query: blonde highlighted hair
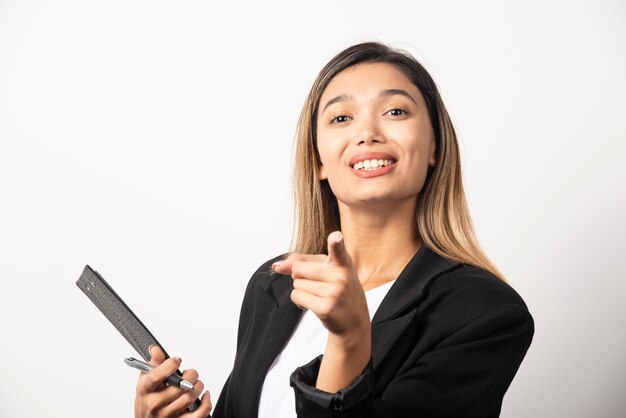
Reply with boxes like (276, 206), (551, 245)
(292, 42), (505, 282)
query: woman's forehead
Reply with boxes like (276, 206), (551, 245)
(320, 62), (422, 105)
(318, 62), (424, 115)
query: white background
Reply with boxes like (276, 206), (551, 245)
(1, 1), (625, 417)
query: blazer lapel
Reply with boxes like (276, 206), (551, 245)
(371, 245), (459, 369)
(233, 271), (303, 417)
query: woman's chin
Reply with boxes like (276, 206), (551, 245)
(339, 194), (416, 210)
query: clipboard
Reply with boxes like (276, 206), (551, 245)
(76, 264), (201, 412)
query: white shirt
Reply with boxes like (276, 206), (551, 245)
(258, 280), (395, 418)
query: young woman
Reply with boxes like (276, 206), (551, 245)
(134, 42), (534, 418)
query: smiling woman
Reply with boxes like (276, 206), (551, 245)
(292, 45), (507, 282)
(133, 42), (534, 418)
(316, 63), (437, 213)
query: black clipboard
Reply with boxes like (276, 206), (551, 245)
(76, 265), (202, 412)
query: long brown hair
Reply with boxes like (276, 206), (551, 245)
(292, 42), (505, 282)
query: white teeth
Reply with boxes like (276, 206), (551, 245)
(352, 159), (394, 170)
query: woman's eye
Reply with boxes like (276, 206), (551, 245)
(386, 108), (407, 116)
(330, 115), (350, 124)
(330, 109), (406, 124)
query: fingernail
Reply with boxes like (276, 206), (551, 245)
(175, 356), (182, 364)
(335, 232), (343, 244)
(272, 261), (284, 269)
(148, 345), (155, 357)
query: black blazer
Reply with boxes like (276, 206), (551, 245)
(212, 245), (534, 418)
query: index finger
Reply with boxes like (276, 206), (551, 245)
(140, 356), (183, 393)
(272, 253), (326, 274)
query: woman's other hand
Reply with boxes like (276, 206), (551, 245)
(272, 231), (371, 392)
(272, 231), (369, 336)
(134, 346), (212, 418)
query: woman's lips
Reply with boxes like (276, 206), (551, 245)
(349, 152), (397, 178)
(351, 161), (397, 178)
(349, 152), (396, 167)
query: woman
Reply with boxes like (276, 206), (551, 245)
(134, 42), (534, 418)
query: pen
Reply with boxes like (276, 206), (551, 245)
(124, 357), (194, 391)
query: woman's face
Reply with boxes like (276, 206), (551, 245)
(316, 62), (436, 209)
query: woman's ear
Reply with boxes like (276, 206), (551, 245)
(428, 137), (437, 167)
(318, 165), (328, 180)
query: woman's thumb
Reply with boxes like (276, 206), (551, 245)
(326, 231), (351, 267)
(148, 345), (166, 367)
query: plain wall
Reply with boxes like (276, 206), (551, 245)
(1, 0), (625, 416)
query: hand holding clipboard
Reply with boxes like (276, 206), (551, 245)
(76, 265), (212, 417)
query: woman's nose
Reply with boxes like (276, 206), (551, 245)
(352, 113), (386, 145)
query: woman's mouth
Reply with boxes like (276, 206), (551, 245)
(351, 158), (395, 171)
(349, 154), (398, 178)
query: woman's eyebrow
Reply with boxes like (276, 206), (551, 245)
(380, 89), (417, 105)
(321, 89), (417, 115)
(322, 93), (351, 115)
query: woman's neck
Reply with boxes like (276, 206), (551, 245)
(338, 199), (422, 290)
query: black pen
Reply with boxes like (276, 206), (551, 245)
(124, 357), (194, 390)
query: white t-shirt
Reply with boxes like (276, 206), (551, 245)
(258, 280), (395, 418)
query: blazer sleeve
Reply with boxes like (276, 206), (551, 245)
(290, 303), (534, 418)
